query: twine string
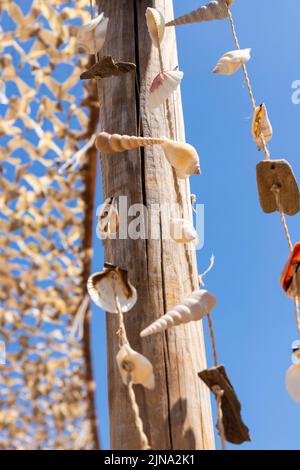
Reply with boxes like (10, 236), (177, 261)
(212, 385), (226, 451)
(113, 283), (151, 450)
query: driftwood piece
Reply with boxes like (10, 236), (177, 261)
(80, 56), (136, 80)
(256, 159), (300, 216)
(198, 365), (251, 445)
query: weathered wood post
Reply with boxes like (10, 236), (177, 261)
(96, 0), (215, 450)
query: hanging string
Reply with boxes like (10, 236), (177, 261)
(212, 385), (226, 450)
(226, 7), (270, 161)
(198, 255), (215, 287)
(114, 290), (151, 450)
(70, 294), (90, 339)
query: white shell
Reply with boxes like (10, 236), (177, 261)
(286, 363), (300, 404)
(116, 344), (155, 390)
(76, 12), (109, 55)
(97, 197), (119, 239)
(212, 48), (251, 76)
(252, 103), (273, 150)
(161, 140), (201, 178)
(140, 290), (216, 337)
(149, 70), (184, 109)
(170, 218), (198, 244)
(146, 7), (165, 47)
(166, 0), (234, 26)
(87, 266), (137, 313)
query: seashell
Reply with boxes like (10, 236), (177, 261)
(146, 7), (165, 47)
(149, 70), (184, 109)
(140, 289), (216, 337)
(161, 139), (201, 179)
(96, 132), (200, 178)
(76, 12), (109, 55)
(80, 56), (136, 80)
(170, 218), (198, 244)
(286, 363), (300, 404)
(252, 103), (273, 150)
(280, 243), (300, 298)
(87, 263), (137, 313)
(212, 49), (251, 76)
(166, 0), (234, 27)
(116, 344), (155, 390)
(96, 132), (166, 155)
(97, 197), (119, 239)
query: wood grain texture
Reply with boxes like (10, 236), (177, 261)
(96, 0), (215, 450)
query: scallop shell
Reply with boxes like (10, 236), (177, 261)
(280, 243), (300, 298)
(166, 0), (234, 26)
(161, 140), (201, 179)
(87, 263), (137, 313)
(146, 7), (165, 47)
(212, 48), (251, 76)
(76, 12), (109, 55)
(97, 197), (119, 239)
(140, 290), (216, 337)
(170, 218), (198, 244)
(286, 363), (300, 403)
(149, 70), (184, 109)
(116, 344), (155, 390)
(252, 103), (273, 150)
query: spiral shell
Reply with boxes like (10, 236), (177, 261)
(286, 363), (300, 403)
(166, 0), (234, 27)
(76, 12), (109, 55)
(149, 70), (184, 109)
(117, 344), (155, 390)
(140, 290), (216, 337)
(252, 103), (273, 150)
(212, 49), (251, 76)
(170, 218), (198, 244)
(280, 243), (300, 298)
(96, 132), (200, 178)
(146, 7), (165, 47)
(96, 197), (119, 239)
(87, 263), (137, 313)
(96, 132), (166, 155)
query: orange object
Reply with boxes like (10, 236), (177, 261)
(280, 243), (300, 296)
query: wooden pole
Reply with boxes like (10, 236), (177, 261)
(96, 0), (215, 450)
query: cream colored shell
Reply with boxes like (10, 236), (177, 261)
(149, 70), (184, 110)
(76, 12), (109, 55)
(140, 290), (217, 337)
(286, 363), (300, 403)
(87, 266), (137, 313)
(96, 132), (201, 179)
(146, 7), (165, 47)
(170, 218), (198, 244)
(212, 48), (251, 76)
(166, 0), (234, 27)
(252, 103), (273, 150)
(117, 344), (155, 390)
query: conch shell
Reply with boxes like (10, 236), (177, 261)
(212, 49), (251, 76)
(76, 12), (109, 55)
(166, 0), (234, 27)
(149, 70), (184, 109)
(146, 7), (165, 47)
(96, 132), (201, 179)
(280, 243), (300, 298)
(96, 197), (119, 239)
(170, 218), (198, 244)
(140, 290), (216, 337)
(286, 363), (300, 404)
(252, 103), (273, 150)
(117, 344), (155, 390)
(87, 263), (137, 313)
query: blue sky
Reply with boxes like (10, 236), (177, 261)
(91, 0), (300, 450)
